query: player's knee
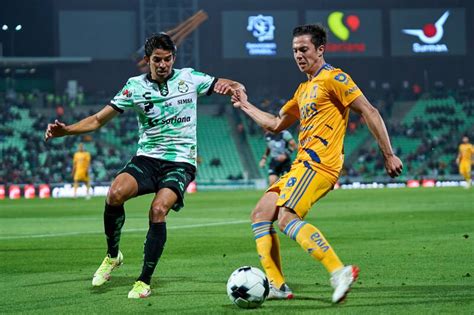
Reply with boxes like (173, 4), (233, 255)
(251, 205), (271, 223)
(150, 203), (170, 222)
(107, 186), (127, 205)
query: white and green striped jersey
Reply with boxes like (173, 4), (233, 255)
(110, 68), (216, 166)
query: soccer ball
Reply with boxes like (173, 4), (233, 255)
(226, 266), (269, 309)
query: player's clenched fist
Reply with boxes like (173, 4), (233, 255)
(213, 81), (233, 95)
(384, 154), (403, 178)
(231, 89), (248, 109)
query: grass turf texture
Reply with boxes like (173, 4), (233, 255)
(0, 187), (472, 314)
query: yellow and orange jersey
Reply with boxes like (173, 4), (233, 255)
(281, 64), (362, 184)
(458, 143), (473, 164)
(73, 151), (91, 173)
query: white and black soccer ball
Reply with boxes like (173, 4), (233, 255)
(226, 266), (270, 309)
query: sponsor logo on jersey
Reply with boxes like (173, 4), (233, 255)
(300, 102), (318, 120)
(161, 115), (191, 125)
(147, 115), (192, 127)
(177, 98), (193, 105)
(122, 89), (133, 98)
(345, 85), (359, 96)
(334, 73), (349, 84)
(178, 80), (189, 93)
(402, 10), (449, 53)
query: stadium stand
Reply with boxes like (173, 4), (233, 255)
(349, 95), (474, 179)
(1, 86), (473, 185)
(196, 114), (245, 181)
(0, 91), (246, 184)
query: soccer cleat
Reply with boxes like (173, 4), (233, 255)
(128, 281), (152, 299)
(330, 265), (360, 303)
(92, 251), (123, 286)
(267, 283), (294, 300)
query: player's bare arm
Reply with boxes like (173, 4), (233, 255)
(232, 89), (298, 132)
(214, 78), (245, 96)
(44, 105), (119, 141)
(349, 94), (403, 178)
(259, 148), (270, 168)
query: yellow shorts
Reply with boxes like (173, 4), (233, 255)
(267, 163), (333, 219)
(74, 171), (89, 183)
(459, 162), (471, 178)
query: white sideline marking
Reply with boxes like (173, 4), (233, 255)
(0, 220), (249, 240)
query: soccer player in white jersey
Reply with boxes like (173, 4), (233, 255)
(44, 33), (245, 299)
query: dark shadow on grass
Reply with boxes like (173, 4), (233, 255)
(89, 275), (139, 293)
(289, 295), (331, 303)
(354, 284), (474, 296)
(0, 247), (103, 252)
(22, 277), (91, 287)
(318, 296), (474, 310)
(88, 275), (198, 293)
(218, 284), (474, 312)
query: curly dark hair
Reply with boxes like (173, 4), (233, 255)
(144, 33), (176, 57)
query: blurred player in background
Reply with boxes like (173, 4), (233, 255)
(72, 143), (91, 199)
(45, 33), (244, 299)
(259, 130), (297, 185)
(232, 24), (403, 303)
(456, 136), (473, 188)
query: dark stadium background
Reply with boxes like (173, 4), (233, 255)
(0, 0), (473, 195)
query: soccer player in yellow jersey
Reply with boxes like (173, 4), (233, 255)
(232, 24), (403, 303)
(72, 143), (91, 199)
(456, 136), (473, 188)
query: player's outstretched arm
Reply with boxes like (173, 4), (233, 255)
(232, 90), (298, 133)
(350, 94), (403, 178)
(44, 105), (119, 141)
(213, 78), (246, 96)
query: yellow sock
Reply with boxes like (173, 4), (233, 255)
(284, 218), (343, 273)
(270, 231), (283, 274)
(252, 221), (285, 288)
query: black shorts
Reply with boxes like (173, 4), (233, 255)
(268, 158), (291, 177)
(117, 155), (196, 211)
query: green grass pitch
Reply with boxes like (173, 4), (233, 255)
(1, 187), (473, 314)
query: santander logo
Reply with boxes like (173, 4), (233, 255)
(402, 10), (449, 53)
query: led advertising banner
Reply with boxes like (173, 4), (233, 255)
(390, 9), (466, 56)
(305, 10), (383, 57)
(222, 11), (298, 58)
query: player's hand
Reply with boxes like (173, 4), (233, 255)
(44, 119), (68, 142)
(276, 154), (287, 162)
(384, 154), (403, 178)
(213, 81), (233, 95)
(259, 159), (266, 168)
(231, 89), (248, 109)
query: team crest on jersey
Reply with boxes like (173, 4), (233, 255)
(178, 80), (189, 93)
(286, 177), (297, 187)
(122, 89), (133, 98)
